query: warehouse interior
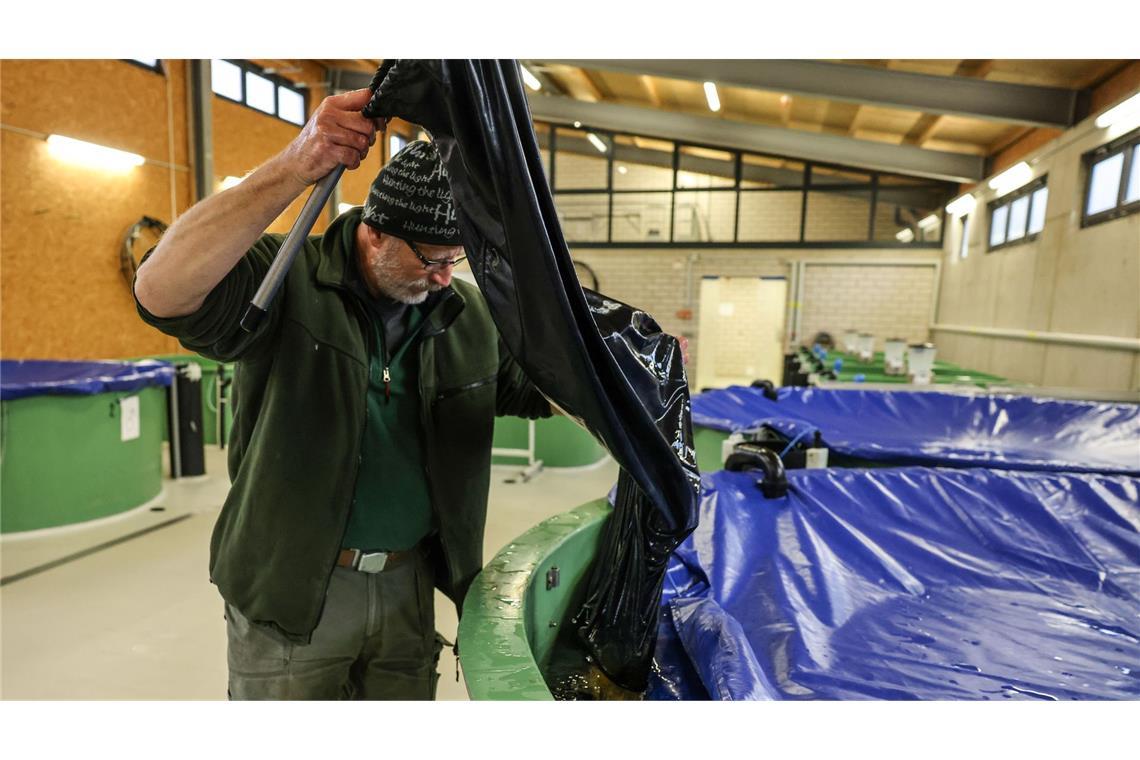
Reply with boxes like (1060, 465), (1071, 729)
(1, 27), (1139, 753)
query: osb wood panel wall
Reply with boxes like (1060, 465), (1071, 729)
(1, 59), (191, 360)
(2, 59), (399, 361)
(214, 59), (330, 235)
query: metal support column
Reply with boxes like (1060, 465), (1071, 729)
(188, 59), (214, 201)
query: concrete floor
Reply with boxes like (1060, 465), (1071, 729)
(0, 446), (617, 700)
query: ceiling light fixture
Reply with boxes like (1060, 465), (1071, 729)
(896, 229), (915, 243)
(1095, 92), (1140, 130)
(46, 134), (144, 171)
(520, 65), (542, 92)
(917, 214), (941, 231)
(617, 165), (628, 175)
(988, 162), (1033, 196)
(586, 132), (608, 154)
(945, 193), (977, 218)
(573, 121), (582, 129)
(703, 81), (721, 113)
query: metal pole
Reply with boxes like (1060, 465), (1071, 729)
(169, 369), (182, 479)
(188, 60), (214, 202)
(240, 166), (345, 332)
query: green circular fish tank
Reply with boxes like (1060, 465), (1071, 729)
(1, 384), (168, 534)
(459, 498), (635, 700)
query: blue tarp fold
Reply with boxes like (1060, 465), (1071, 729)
(648, 467), (1140, 700)
(0, 360), (174, 400)
(691, 386), (1140, 475)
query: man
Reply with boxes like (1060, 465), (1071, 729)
(133, 87), (551, 700)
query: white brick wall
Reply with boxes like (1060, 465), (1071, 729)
(800, 264), (936, 351)
(569, 248), (938, 386)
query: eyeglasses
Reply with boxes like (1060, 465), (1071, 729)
(402, 237), (466, 270)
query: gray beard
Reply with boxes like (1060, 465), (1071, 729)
(367, 254), (441, 305)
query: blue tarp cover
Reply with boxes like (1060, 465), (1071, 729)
(0, 360), (174, 400)
(648, 467), (1140, 700)
(691, 386), (1140, 475)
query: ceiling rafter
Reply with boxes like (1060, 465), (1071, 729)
(526, 93), (984, 183)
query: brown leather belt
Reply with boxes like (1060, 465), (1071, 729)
(336, 548), (416, 573)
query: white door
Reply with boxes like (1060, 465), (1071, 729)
(696, 276), (788, 390)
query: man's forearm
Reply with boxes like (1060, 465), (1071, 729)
(134, 87), (381, 319)
(133, 155), (307, 318)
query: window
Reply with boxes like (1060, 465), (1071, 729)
(125, 59), (163, 74)
(244, 71), (276, 114)
(210, 59), (308, 127)
(987, 176), (1048, 252)
(388, 133), (408, 160)
(277, 86), (306, 126)
(1126, 145), (1140, 203)
(1028, 186), (1048, 234)
(990, 205), (1009, 248)
(1006, 194), (1029, 241)
(1121, 144), (1140, 203)
(211, 60), (243, 101)
(1082, 128), (1140, 227)
(533, 120), (954, 247)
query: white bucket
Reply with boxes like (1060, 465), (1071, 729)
(884, 338), (907, 376)
(908, 343), (937, 385)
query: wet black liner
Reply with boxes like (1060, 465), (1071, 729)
(364, 60), (700, 691)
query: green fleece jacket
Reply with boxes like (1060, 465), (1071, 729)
(136, 209), (551, 643)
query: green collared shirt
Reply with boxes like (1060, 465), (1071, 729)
(341, 247), (434, 551)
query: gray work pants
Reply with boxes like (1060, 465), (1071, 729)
(225, 548), (443, 700)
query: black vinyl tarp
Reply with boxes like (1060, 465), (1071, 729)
(364, 60), (701, 690)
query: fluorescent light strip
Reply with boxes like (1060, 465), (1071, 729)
(46, 134), (144, 171)
(945, 193), (976, 217)
(586, 132), (607, 153)
(520, 65), (541, 92)
(917, 214), (941, 230)
(703, 81), (721, 113)
(1095, 93), (1140, 129)
(895, 229), (915, 243)
(988, 162), (1033, 195)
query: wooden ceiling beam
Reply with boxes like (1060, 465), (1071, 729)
(527, 94), (984, 182)
(640, 75), (661, 107)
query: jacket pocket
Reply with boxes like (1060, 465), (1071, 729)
(434, 373), (496, 403)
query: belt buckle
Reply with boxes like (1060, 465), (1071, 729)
(357, 551), (389, 573)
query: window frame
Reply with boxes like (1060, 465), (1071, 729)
(986, 175), (1049, 253)
(1080, 127), (1140, 228)
(538, 119), (953, 249)
(210, 59), (309, 128)
(123, 59), (165, 75)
